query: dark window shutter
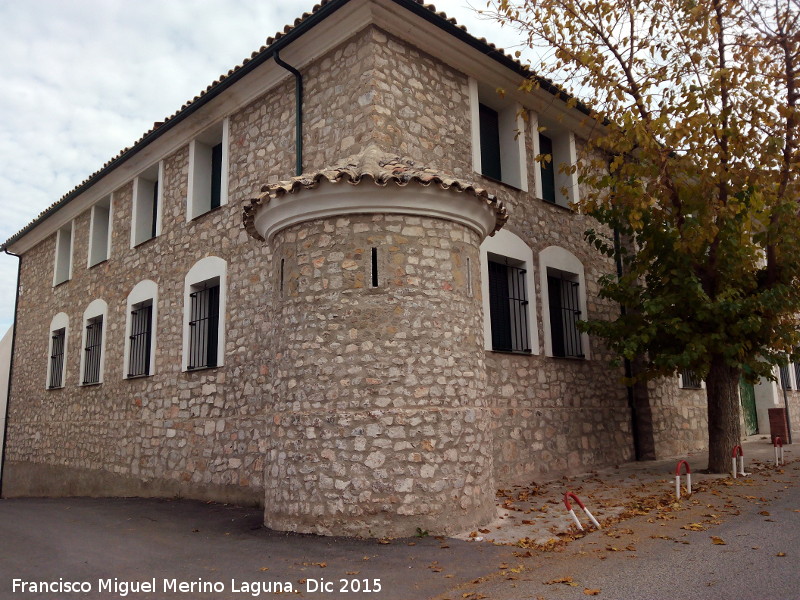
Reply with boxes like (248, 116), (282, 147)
(210, 143), (223, 210)
(151, 178), (159, 239)
(479, 104), (502, 181)
(489, 261), (512, 351)
(539, 134), (556, 203)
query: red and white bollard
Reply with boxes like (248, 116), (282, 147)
(774, 437), (785, 467)
(563, 491), (601, 531)
(675, 460), (692, 499)
(731, 445), (748, 478)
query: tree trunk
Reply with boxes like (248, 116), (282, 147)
(705, 356), (743, 473)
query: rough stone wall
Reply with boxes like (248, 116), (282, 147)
(264, 213), (495, 537)
(3, 27), (382, 504)
(785, 390), (800, 441)
(646, 379), (708, 457)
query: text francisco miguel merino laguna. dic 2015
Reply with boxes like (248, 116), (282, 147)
(11, 577), (385, 596)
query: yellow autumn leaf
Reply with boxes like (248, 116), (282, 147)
(710, 536), (726, 545)
(584, 589), (601, 596)
(681, 523), (707, 531)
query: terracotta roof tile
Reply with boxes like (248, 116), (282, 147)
(242, 144), (508, 241)
(3, 0), (576, 249)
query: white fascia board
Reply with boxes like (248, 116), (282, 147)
(7, 0), (373, 256)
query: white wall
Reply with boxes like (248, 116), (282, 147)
(0, 326), (13, 484)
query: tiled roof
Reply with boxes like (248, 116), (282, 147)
(2, 0), (580, 250)
(242, 144), (508, 240)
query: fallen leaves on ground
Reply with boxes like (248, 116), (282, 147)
(681, 523), (707, 531)
(544, 576), (579, 586)
(584, 588), (601, 596)
(710, 536), (726, 545)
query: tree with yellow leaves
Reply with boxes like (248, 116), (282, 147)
(487, 0), (800, 472)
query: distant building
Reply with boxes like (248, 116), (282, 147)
(4, 0), (782, 537)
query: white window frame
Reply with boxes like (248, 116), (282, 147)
(79, 299), (108, 385)
(187, 118), (229, 220)
(468, 77), (528, 191)
(53, 221), (74, 286)
(539, 246), (590, 359)
(182, 256), (227, 372)
(46, 312), (69, 389)
(124, 279), (158, 378)
(532, 114), (579, 208)
(87, 195), (113, 267)
(131, 161), (164, 247)
(480, 229), (539, 354)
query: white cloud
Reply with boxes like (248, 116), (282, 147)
(0, 0), (532, 332)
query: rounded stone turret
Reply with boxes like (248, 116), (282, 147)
(244, 148), (506, 537)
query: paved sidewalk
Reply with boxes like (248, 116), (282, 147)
(455, 435), (793, 546)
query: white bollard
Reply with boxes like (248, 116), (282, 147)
(675, 460), (692, 499)
(564, 492), (601, 531)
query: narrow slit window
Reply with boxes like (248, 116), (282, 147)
(280, 258), (285, 296)
(371, 247), (379, 288)
(49, 328), (66, 389)
(467, 257), (473, 296)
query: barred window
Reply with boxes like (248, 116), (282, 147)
(188, 283), (219, 370)
(680, 368), (702, 389)
(82, 316), (103, 385)
(547, 272), (584, 358)
(49, 328), (66, 389)
(488, 259), (531, 353)
(128, 302), (152, 377)
(779, 362), (792, 390)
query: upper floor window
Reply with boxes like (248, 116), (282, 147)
(480, 229), (539, 354)
(469, 78), (528, 191)
(539, 246), (589, 359)
(131, 162), (163, 247)
(187, 118), (229, 220)
(124, 279), (158, 379)
(53, 221), (74, 286)
(182, 256), (226, 372)
(779, 358), (792, 390)
(47, 312), (69, 389)
(88, 195), (112, 267)
(534, 120), (579, 208)
(80, 299), (107, 385)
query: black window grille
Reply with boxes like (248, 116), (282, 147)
(780, 362), (792, 390)
(548, 273), (584, 358)
(479, 103), (502, 181)
(49, 328), (66, 388)
(680, 368), (702, 389)
(488, 260), (531, 353)
(128, 303), (152, 377)
(83, 317), (103, 384)
(210, 142), (223, 210)
(539, 134), (556, 203)
(188, 283), (219, 370)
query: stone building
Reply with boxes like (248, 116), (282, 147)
(1, 0), (726, 537)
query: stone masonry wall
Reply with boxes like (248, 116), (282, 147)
(264, 213), (495, 537)
(4, 26), (384, 505)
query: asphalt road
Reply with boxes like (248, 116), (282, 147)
(0, 497), (510, 600)
(441, 464), (800, 600)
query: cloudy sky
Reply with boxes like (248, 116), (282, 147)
(0, 0), (534, 333)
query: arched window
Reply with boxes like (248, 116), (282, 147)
(182, 256), (227, 371)
(539, 246), (589, 359)
(80, 299), (108, 385)
(480, 229), (539, 354)
(46, 312), (69, 389)
(124, 280), (158, 378)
